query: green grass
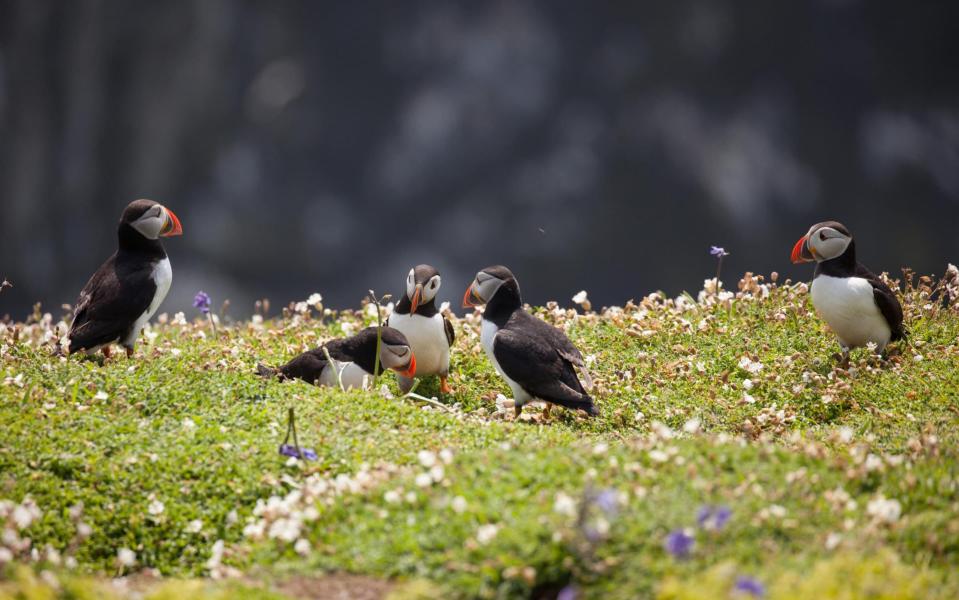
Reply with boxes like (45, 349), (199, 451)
(1, 272), (958, 598)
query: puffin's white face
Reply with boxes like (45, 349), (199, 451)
(131, 205), (182, 240)
(379, 342), (416, 376)
(406, 268), (441, 312)
(806, 225), (851, 262)
(463, 271), (505, 307)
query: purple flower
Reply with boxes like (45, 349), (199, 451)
(664, 528), (695, 559)
(696, 504), (732, 531)
(279, 444), (318, 461)
(594, 489), (619, 517)
(557, 585), (578, 600)
(710, 246), (730, 258)
(733, 576), (765, 597)
(193, 291), (212, 314)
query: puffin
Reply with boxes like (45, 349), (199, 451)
(791, 220), (905, 357)
(66, 199), (183, 357)
(386, 264), (455, 393)
(257, 326), (416, 390)
(462, 265), (599, 418)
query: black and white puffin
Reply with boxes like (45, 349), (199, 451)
(791, 220), (905, 356)
(386, 264), (455, 393)
(66, 199), (183, 357)
(257, 326), (416, 390)
(462, 265), (599, 418)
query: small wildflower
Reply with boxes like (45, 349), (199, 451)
(733, 576), (765, 597)
(557, 585), (578, 600)
(696, 505), (731, 531)
(93, 391), (108, 401)
(193, 291), (212, 315)
(306, 293), (323, 307)
(451, 496), (468, 514)
(554, 492), (577, 517)
(186, 519), (203, 533)
(594, 489), (619, 517)
(476, 524), (499, 545)
(278, 444), (318, 461)
(710, 246), (730, 257)
(117, 548), (136, 567)
(417, 450), (437, 468)
(147, 499), (165, 516)
(294, 538), (311, 556)
(664, 528), (695, 559)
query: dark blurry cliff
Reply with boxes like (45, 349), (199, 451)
(1, 1), (957, 318)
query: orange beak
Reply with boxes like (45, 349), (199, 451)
(462, 282), (482, 308)
(791, 235), (815, 263)
(395, 353), (416, 378)
(410, 284), (423, 314)
(160, 207), (183, 237)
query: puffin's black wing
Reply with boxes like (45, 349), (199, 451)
(856, 265), (906, 341)
(443, 316), (455, 347)
(68, 255), (156, 352)
(493, 324), (598, 415)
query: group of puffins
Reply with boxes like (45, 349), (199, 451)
(61, 200), (905, 419)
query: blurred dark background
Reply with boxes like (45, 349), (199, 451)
(1, 0), (958, 319)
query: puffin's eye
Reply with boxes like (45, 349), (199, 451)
(820, 231), (828, 241)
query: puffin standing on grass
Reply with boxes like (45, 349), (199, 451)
(791, 220), (905, 358)
(257, 326), (416, 390)
(462, 265), (599, 418)
(387, 264), (455, 394)
(66, 199), (183, 357)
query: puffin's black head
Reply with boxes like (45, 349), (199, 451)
(405, 264), (441, 313)
(367, 326), (416, 378)
(120, 199), (183, 241)
(791, 221), (853, 264)
(462, 265), (519, 308)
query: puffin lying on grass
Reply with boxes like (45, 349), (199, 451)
(463, 265), (599, 418)
(386, 264), (455, 394)
(791, 220), (905, 358)
(257, 326), (416, 390)
(65, 199), (183, 358)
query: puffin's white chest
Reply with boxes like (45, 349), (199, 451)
(481, 319), (531, 405)
(389, 312), (450, 375)
(811, 275), (891, 350)
(123, 257), (172, 347)
(319, 360), (371, 390)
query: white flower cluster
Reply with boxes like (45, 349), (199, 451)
(0, 497), (42, 565)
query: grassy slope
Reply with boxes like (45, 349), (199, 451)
(1, 273), (958, 598)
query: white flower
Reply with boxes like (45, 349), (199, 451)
(738, 356), (764, 374)
(825, 532), (842, 550)
(743, 392), (756, 404)
(572, 290), (588, 304)
(553, 492), (577, 517)
(205, 540), (224, 570)
(683, 418), (702, 434)
(170, 348), (182, 357)
(742, 378), (754, 390)
(186, 519), (203, 534)
(592, 442), (609, 455)
(439, 448), (454, 464)
(769, 504), (787, 518)
(306, 293), (323, 307)
(429, 465), (445, 483)
(451, 496), (468, 514)
(0, 548), (13, 563)
(494, 394), (514, 414)
(172, 311), (187, 325)
(417, 450), (437, 468)
(648, 449), (669, 463)
(294, 538), (311, 556)
(866, 495), (902, 524)
(383, 490), (401, 504)
(117, 548), (136, 567)
(838, 427), (854, 443)
(294, 302), (309, 314)
(182, 417), (196, 430)
(415, 472), (433, 488)
(476, 524), (499, 545)
(148, 500), (165, 516)
(93, 391), (108, 401)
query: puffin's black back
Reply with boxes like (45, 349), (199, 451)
(276, 326), (410, 383)
(67, 200), (169, 352)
